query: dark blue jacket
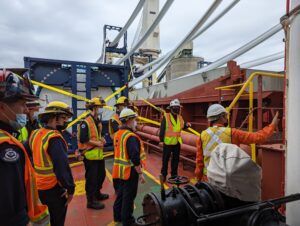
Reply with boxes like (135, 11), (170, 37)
(0, 121), (29, 226)
(44, 126), (75, 195)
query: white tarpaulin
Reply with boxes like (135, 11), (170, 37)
(207, 143), (262, 202)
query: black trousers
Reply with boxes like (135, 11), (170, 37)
(113, 178), (120, 193)
(83, 158), (106, 199)
(38, 184), (67, 226)
(113, 168), (139, 226)
(161, 143), (181, 177)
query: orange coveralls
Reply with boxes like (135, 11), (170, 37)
(195, 123), (275, 181)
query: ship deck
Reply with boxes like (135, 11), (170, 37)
(65, 152), (195, 226)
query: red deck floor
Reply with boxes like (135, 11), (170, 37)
(65, 152), (195, 226)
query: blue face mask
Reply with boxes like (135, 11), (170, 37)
(97, 108), (104, 115)
(9, 114), (27, 130)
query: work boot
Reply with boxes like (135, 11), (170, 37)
(87, 198), (105, 210)
(95, 192), (109, 201)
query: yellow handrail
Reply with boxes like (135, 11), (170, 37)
(226, 72), (284, 161)
(249, 81), (256, 162)
(215, 83), (244, 90)
(226, 72), (284, 112)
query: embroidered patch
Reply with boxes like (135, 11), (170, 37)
(81, 124), (86, 129)
(1, 148), (20, 162)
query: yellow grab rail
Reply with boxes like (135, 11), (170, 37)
(215, 83), (244, 90)
(227, 72), (284, 112)
(226, 72), (283, 161)
(249, 81), (256, 162)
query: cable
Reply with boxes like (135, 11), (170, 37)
(128, 0), (223, 88)
(116, 0), (175, 65)
(109, 0), (146, 47)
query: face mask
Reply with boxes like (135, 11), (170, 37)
(9, 114), (27, 130)
(97, 108), (104, 115)
(56, 121), (68, 131)
(171, 108), (180, 115)
(131, 120), (137, 131)
(32, 112), (39, 121)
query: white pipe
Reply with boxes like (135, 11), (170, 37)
(96, 31), (107, 63)
(136, 0), (240, 74)
(240, 51), (284, 68)
(190, 0), (240, 43)
(129, 0), (222, 87)
(131, 11), (144, 48)
(116, 0), (175, 65)
(173, 23), (283, 82)
(286, 1), (300, 225)
(109, 0), (146, 47)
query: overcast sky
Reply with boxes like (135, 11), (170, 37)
(0, 0), (286, 71)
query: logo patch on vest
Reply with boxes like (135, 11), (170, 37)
(1, 148), (20, 162)
(81, 124), (86, 129)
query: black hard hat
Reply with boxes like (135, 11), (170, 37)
(0, 69), (37, 101)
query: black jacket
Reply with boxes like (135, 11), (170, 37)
(0, 121), (30, 226)
(44, 126), (75, 195)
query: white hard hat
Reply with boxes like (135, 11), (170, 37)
(169, 99), (181, 107)
(119, 108), (138, 121)
(207, 143), (262, 202)
(207, 104), (227, 121)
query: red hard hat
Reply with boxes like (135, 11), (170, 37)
(0, 69), (37, 101)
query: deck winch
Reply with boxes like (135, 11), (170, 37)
(136, 177), (300, 226)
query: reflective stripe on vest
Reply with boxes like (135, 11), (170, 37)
(201, 127), (231, 175)
(18, 127), (29, 143)
(109, 114), (121, 135)
(77, 115), (103, 160)
(0, 130), (50, 225)
(112, 129), (146, 180)
(29, 128), (67, 190)
(164, 113), (184, 145)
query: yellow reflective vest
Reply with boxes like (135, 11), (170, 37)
(0, 129), (50, 225)
(109, 113), (121, 136)
(201, 126), (231, 175)
(112, 129), (146, 180)
(77, 115), (103, 160)
(18, 127), (29, 143)
(163, 113), (184, 145)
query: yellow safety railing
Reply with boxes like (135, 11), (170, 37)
(216, 72), (284, 162)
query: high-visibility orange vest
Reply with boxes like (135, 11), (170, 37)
(164, 113), (184, 145)
(201, 126), (231, 175)
(0, 129), (50, 225)
(29, 127), (68, 190)
(77, 115), (103, 160)
(109, 113), (121, 136)
(112, 129), (146, 180)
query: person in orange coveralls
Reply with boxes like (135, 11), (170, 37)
(195, 104), (279, 182)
